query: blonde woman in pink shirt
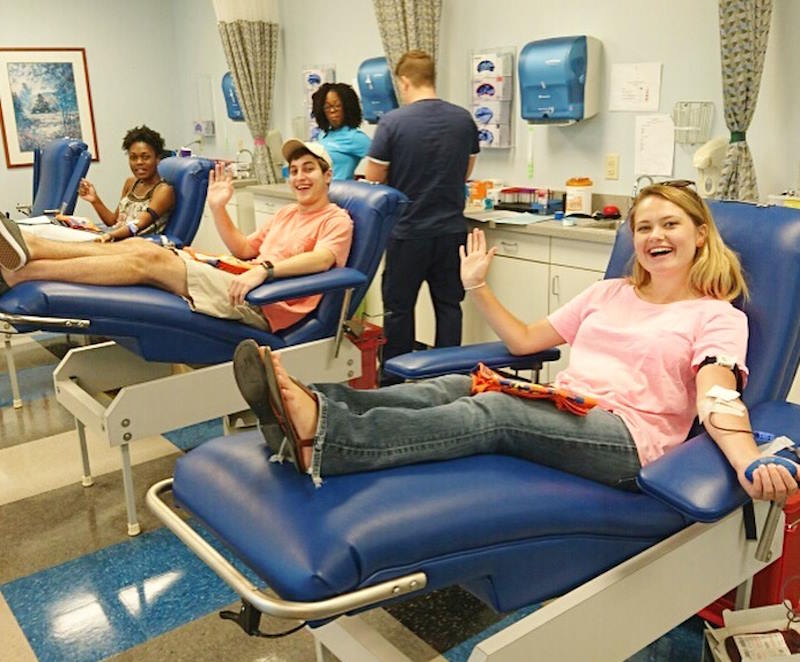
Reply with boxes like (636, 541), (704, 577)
(232, 183), (798, 499)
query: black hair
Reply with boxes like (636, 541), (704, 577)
(287, 146), (330, 173)
(122, 125), (165, 157)
(311, 83), (363, 133)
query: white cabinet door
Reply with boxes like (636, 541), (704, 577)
(361, 256), (439, 349)
(547, 264), (604, 380)
(462, 255), (549, 345)
(252, 195), (286, 233)
(193, 202), (238, 253)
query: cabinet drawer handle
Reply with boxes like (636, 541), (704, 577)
(551, 274), (560, 296)
(499, 240), (519, 254)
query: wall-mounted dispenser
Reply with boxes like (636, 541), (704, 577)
(357, 57), (398, 124)
(222, 72), (245, 122)
(519, 36), (601, 125)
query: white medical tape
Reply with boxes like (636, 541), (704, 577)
(759, 436), (796, 457)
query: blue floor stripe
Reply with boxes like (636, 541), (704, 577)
(1, 524), (260, 662)
(442, 603), (539, 661)
(442, 602), (704, 661)
(162, 418), (224, 451)
(0, 363), (57, 407)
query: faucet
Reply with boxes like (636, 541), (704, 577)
(631, 175), (654, 199)
(233, 149), (254, 178)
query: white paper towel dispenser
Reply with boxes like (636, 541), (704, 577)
(519, 36), (601, 125)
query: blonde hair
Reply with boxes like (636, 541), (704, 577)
(395, 50), (435, 87)
(628, 184), (749, 302)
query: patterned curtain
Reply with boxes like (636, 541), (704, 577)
(213, 0), (280, 184)
(716, 0), (773, 201)
(372, 0), (442, 81)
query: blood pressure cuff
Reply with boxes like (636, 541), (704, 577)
(698, 355), (744, 392)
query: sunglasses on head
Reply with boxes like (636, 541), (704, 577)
(657, 179), (697, 190)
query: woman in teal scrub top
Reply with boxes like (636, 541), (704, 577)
(311, 83), (371, 180)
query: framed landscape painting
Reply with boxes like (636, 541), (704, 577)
(0, 47), (99, 167)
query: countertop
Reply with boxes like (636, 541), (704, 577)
(466, 210), (621, 245)
(244, 186), (621, 245)
(246, 182), (293, 200)
(232, 177), (258, 189)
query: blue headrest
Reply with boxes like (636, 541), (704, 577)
(61, 151), (92, 215)
(30, 138), (89, 216)
(279, 181), (407, 346)
(157, 156), (214, 245)
(605, 201), (800, 406)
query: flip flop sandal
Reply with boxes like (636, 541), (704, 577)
(260, 346), (316, 473)
(232, 339), (286, 456)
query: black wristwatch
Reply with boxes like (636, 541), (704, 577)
(261, 260), (275, 281)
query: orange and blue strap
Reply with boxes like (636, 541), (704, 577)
(470, 362), (598, 416)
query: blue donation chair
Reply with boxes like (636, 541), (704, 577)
(155, 156), (214, 247)
(0, 181), (408, 535)
(147, 201), (800, 661)
(1, 154), (213, 410)
(3, 138), (91, 409)
(16, 137), (91, 217)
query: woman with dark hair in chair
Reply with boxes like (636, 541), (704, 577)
(78, 125), (175, 242)
(234, 182), (799, 500)
(311, 83), (370, 180)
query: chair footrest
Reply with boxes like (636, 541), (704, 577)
(384, 341), (560, 380)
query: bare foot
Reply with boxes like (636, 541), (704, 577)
(1, 265), (20, 287)
(270, 352), (317, 468)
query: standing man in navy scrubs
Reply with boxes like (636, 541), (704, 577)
(365, 50), (480, 385)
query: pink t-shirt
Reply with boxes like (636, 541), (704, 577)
(547, 279), (748, 465)
(247, 202), (353, 331)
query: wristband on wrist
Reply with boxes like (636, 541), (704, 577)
(261, 260), (275, 281)
(464, 282), (486, 292)
(126, 220), (139, 236)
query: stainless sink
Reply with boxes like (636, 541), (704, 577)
(573, 219), (623, 231)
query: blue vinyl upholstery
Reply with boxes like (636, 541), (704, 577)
(0, 181), (407, 364)
(156, 156), (214, 246)
(170, 201), (800, 613)
(29, 138), (91, 216)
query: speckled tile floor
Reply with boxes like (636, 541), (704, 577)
(0, 333), (707, 661)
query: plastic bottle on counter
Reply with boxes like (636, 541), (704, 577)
(555, 210), (574, 226)
(565, 177), (593, 215)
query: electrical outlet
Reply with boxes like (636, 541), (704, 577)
(605, 153), (620, 180)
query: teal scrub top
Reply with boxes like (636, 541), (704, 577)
(319, 126), (371, 180)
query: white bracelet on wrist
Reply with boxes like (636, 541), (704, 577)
(464, 282), (486, 292)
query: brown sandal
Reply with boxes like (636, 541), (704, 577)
(232, 340), (286, 455)
(259, 346), (316, 473)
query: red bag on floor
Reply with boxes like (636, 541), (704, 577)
(470, 362), (598, 416)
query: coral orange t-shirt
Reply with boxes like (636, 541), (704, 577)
(247, 202), (353, 331)
(547, 279), (749, 465)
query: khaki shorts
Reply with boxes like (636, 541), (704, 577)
(177, 251), (270, 331)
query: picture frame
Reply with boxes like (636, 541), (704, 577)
(0, 47), (99, 168)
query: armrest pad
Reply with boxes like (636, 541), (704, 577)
(384, 341), (561, 380)
(637, 433), (742, 522)
(246, 268), (366, 306)
(638, 400), (800, 522)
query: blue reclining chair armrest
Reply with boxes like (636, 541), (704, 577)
(637, 433), (743, 523)
(143, 234), (184, 248)
(638, 400), (800, 522)
(246, 268), (367, 306)
(384, 341), (561, 380)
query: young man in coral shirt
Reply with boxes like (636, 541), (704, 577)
(0, 140), (353, 332)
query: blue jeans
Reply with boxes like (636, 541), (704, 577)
(308, 375), (641, 489)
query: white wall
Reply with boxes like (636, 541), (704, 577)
(1, 0), (797, 218)
(439, 0), (798, 197)
(0, 0), (180, 218)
